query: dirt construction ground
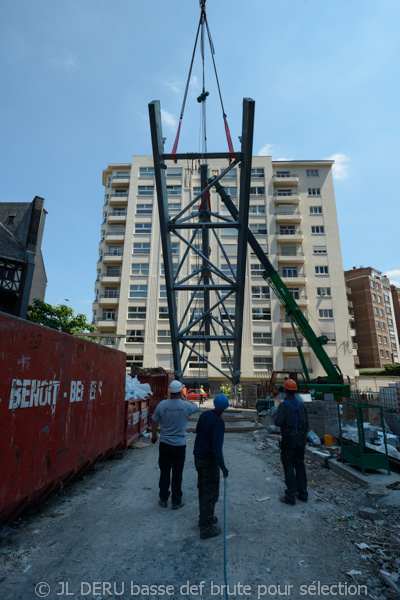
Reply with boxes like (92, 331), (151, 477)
(1, 424), (400, 600)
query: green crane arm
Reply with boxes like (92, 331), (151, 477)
(212, 179), (344, 385)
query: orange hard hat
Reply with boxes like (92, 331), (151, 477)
(283, 379), (297, 391)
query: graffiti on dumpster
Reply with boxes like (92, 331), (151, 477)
(9, 379), (103, 410)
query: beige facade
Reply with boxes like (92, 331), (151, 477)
(93, 157), (356, 383)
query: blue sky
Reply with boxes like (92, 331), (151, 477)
(1, 0), (400, 321)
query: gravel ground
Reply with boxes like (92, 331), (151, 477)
(1, 430), (399, 600)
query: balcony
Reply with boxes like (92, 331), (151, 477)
(273, 193), (300, 204)
(279, 273), (307, 285)
(105, 233), (125, 244)
(276, 231), (304, 243)
(275, 211), (302, 224)
(354, 356), (360, 366)
(277, 253), (305, 264)
(281, 343), (310, 354)
(98, 294), (120, 307)
(346, 286), (351, 295)
(273, 174), (299, 186)
(109, 195), (128, 206)
(101, 275), (121, 285)
(111, 175), (130, 187)
(280, 319), (300, 332)
(103, 252), (123, 264)
(348, 300), (353, 309)
(96, 320), (117, 331)
(352, 343), (358, 350)
(108, 211), (127, 224)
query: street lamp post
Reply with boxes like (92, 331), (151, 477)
(55, 298), (69, 306)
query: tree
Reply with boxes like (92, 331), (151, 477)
(27, 299), (96, 334)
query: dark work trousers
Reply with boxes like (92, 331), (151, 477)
(195, 456), (220, 533)
(158, 442), (186, 505)
(280, 433), (308, 503)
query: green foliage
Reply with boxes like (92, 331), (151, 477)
(383, 364), (400, 376)
(27, 299), (96, 334)
(358, 369), (386, 376)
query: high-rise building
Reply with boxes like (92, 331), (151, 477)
(390, 284), (400, 349)
(344, 267), (400, 368)
(93, 157), (356, 383)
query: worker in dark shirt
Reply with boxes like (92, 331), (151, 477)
(193, 393), (229, 539)
(275, 379), (309, 505)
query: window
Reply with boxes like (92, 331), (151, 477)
(159, 306), (169, 319)
(319, 309), (333, 318)
(167, 185), (182, 195)
(386, 350), (390, 359)
(104, 337), (116, 346)
(171, 242), (180, 255)
(130, 285), (148, 298)
(251, 168), (264, 178)
(251, 264), (264, 277)
(114, 190), (128, 197)
(115, 171), (129, 179)
(131, 263), (149, 276)
(279, 225), (295, 235)
(106, 176), (111, 188)
(221, 263), (237, 276)
(139, 167), (155, 178)
(133, 243), (150, 255)
(166, 167), (182, 177)
(379, 308), (384, 316)
(317, 287), (331, 296)
(221, 307), (235, 321)
(104, 287), (118, 298)
(135, 223), (152, 234)
(157, 330), (171, 343)
(126, 354), (144, 368)
(310, 206), (322, 214)
(250, 186), (265, 196)
(313, 245), (327, 254)
(370, 280), (375, 288)
(160, 285), (177, 299)
(249, 205), (266, 215)
(102, 310), (116, 321)
(380, 350), (384, 359)
(276, 170), (290, 177)
(136, 204), (153, 214)
(386, 305), (392, 314)
(251, 286), (270, 299)
(169, 203), (181, 214)
(374, 307), (379, 315)
(383, 336), (388, 344)
(288, 288), (299, 300)
(252, 308), (271, 320)
(377, 296), (382, 304)
(388, 318), (393, 326)
(138, 186), (154, 196)
(126, 330), (144, 343)
(104, 194), (109, 205)
(221, 228), (238, 236)
(311, 226), (325, 234)
(282, 267), (298, 278)
(128, 307), (147, 319)
(106, 266), (121, 277)
(376, 321), (380, 329)
(378, 335), (382, 344)
(315, 266), (329, 274)
(224, 187), (238, 196)
(191, 243), (202, 256)
(381, 322), (386, 331)
(375, 282), (380, 291)
(101, 230), (105, 242)
(253, 357), (273, 370)
(308, 188), (321, 195)
(103, 212), (107, 223)
(253, 332), (272, 345)
(390, 328), (396, 338)
(372, 293), (376, 301)
(250, 224), (267, 235)
(276, 189), (292, 196)
(222, 168), (237, 178)
(384, 293), (390, 303)
(306, 170), (319, 177)
(189, 359), (207, 369)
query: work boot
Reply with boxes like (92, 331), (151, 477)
(198, 515), (218, 528)
(159, 499), (168, 508)
(297, 494), (308, 502)
(200, 525), (222, 539)
(172, 501), (185, 510)
(279, 496), (295, 506)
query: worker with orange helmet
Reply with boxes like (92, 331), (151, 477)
(274, 378), (309, 506)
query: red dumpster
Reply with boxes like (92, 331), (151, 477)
(134, 372), (172, 420)
(123, 399), (142, 447)
(0, 313), (126, 523)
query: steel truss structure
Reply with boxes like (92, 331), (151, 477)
(149, 99), (255, 384)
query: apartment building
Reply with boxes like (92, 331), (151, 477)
(391, 284), (400, 352)
(344, 267), (400, 368)
(93, 157), (356, 383)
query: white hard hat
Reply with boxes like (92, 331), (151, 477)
(169, 380), (183, 394)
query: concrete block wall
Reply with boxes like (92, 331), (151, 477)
(307, 400), (340, 439)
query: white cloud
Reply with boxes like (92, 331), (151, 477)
(325, 153), (350, 180)
(385, 270), (400, 287)
(161, 108), (177, 129)
(275, 157), (293, 162)
(165, 81), (181, 95)
(258, 143), (273, 156)
(190, 75), (200, 90)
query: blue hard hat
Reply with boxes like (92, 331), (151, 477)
(214, 393), (229, 410)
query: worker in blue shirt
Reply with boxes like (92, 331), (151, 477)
(275, 379), (309, 505)
(193, 393), (229, 539)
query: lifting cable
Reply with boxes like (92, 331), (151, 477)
(171, 0), (234, 162)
